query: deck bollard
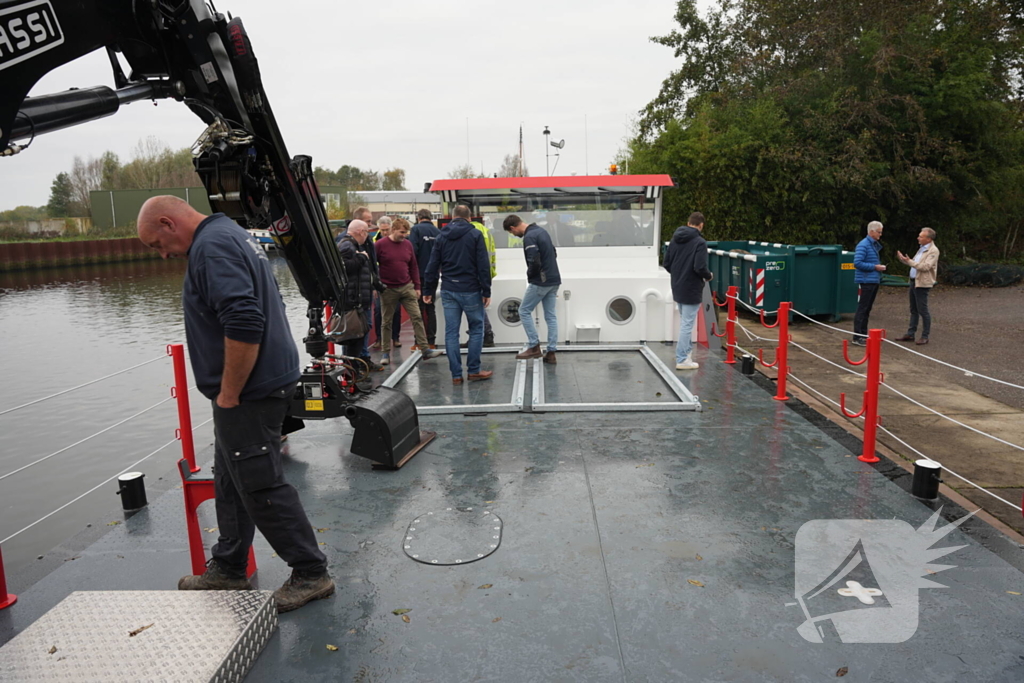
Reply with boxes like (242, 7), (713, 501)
(712, 285), (739, 364)
(0, 546), (16, 610)
(740, 354), (755, 375)
(911, 459), (942, 501)
(167, 344), (200, 473)
(839, 328), (884, 463)
(758, 301), (791, 401)
(117, 472), (148, 511)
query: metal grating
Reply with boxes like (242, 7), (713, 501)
(0, 590), (277, 682)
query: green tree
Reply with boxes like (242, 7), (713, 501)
(46, 172), (74, 217)
(631, 0), (1024, 259)
(448, 164), (485, 179)
(382, 168), (406, 191)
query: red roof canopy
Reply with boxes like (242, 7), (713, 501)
(429, 174), (674, 192)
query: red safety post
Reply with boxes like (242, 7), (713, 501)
(757, 302), (791, 401)
(0, 546), (17, 610)
(839, 328), (884, 463)
(324, 302), (336, 356)
(168, 344), (200, 473)
(712, 286), (738, 364)
(178, 459), (257, 579)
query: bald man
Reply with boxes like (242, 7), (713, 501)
(137, 196), (334, 613)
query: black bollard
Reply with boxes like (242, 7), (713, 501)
(740, 354), (755, 375)
(911, 459), (942, 501)
(117, 472), (148, 511)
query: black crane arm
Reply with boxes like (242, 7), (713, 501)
(0, 0), (346, 357)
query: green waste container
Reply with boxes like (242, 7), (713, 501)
(705, 240), (857, 322)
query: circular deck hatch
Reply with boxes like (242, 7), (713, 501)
(403, 507), (503, 565)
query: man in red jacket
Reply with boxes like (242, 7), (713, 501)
(376, 218), (442, 365)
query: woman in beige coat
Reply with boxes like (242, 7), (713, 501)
(895, 228), (940, 345)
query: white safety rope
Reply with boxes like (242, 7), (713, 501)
(0, 354), (169, 417)
(0, 417), (214, 545)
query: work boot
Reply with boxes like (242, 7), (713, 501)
(468, 370), (494, 382)
(421, 349), (442, 360)
(516, 344), (542, 360)
(543, 351), (557, 365)
(483, 334), (495, 348)
(178, 559), (252, 591)
(273, 570), (336, 614)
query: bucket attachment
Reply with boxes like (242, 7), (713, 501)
(344, 387), (436, 470)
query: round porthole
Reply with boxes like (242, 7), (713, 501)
(607, 296), (635, 325)
(499, 298), (522, 326)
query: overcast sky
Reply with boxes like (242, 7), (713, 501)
(2, 0), (688, 209)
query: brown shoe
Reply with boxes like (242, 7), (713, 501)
(467, 370), (494, 382)
(894, 334), (915, 342)
(178, 559), (253, 591)
(453, 377), (464, 385)
(916, 338), (929, 345)
(515, 345), (542, 360)
(273, 570), (335, 613)
(543, 351), (557, 365)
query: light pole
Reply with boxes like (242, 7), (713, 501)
(543, 126), (565, 176)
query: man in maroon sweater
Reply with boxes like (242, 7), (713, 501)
(377, 218), (442, 365)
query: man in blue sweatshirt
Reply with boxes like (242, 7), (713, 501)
(503, 214), (561, 363)
(137, 196), (333, 613)
(852, 221), (887, 346)
(422, 204), (493, 384)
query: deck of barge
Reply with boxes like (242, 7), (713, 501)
(2, 342), (1023, 682)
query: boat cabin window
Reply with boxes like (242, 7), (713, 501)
(465, 192), (655, 249)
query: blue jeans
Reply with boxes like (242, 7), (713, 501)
(441, 290), (484, 378)
(676, 303), (700, 364)
(519, 284), (559, 351)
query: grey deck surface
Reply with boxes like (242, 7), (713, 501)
(2, 344), (1023, 682)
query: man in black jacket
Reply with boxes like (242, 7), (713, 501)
(335, 220), (382, 372)
(409, 208), (440, 347)
(137, 195), (333, 613)
(663, 212), (713, 370)
(503, 215), (561, 363)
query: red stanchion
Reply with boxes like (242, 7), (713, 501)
(324, 302), (335, 356)
(757, 302), (791, 401)
(0, 546), (17, 610)
(167, 344), (200, 473)
(839, 328), (884, 463)
(178, 459), (257, 579)
(712, 286), (738, 364)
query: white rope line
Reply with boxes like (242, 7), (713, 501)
(732, 296), (779, 317)
(879, 338), (1024, 392)
(0, 355), (169, 417)
(790, 307), (1024, 392)
(0, 418), (214, 546)
(733, 320), (776, 344)
(789, 341), (867, 378)
(880, 382), (1024, 453)
(876, 425), (1022, 512)
(788, 371), (854, 413)
(0, 386), (197, 482)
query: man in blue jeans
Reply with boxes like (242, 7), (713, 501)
(503, 214), (561, 363)
(663, 212), (713, 370)
(423, 204), (494, 384)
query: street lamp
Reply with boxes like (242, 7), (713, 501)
(543, 125), (565, 176)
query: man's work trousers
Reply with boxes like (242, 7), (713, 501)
(853, 283), (880, 341)
(210, 385), (327, 577)
(373, 292), (401, 344)
(381, 282), (428, 352)
(907, 279), (932, 339)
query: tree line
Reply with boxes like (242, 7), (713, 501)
(625, 0), (1024, 262)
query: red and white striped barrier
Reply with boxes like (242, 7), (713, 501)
(748, 268), (765, 307)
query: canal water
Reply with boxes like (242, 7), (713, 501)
(0, 253), (309, 577)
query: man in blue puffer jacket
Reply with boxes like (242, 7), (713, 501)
(852, 221), (887, 346)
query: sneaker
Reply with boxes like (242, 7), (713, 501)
(543, 351), (557, 365)
(380, 353), (390, 366)
(178, 559), (252, 591)
(273, 570), (335, 614)
(483, 336), (495, 348)
(355, 379), (374, 392)
(675, 360), (699, 371)
(850, 338), (867, 347)
(467, 370), (494, 382)
(421, 349), (442, 360)
(515, 345), (543, 360)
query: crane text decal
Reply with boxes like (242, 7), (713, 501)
(0, 0), (64, 72)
